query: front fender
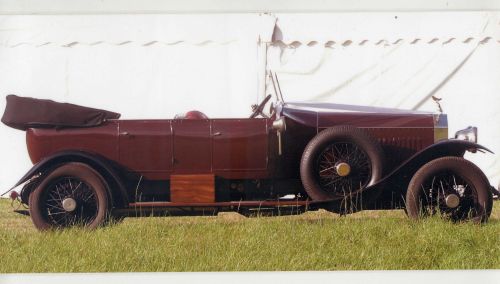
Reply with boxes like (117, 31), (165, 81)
(385, 139), (492, 179)
(359, 139), (492, 208)
(10, 150), (130, 208)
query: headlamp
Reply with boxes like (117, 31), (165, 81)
(455, 126), (477, 143)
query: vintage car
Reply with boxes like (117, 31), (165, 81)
(1, 82), (495, 230)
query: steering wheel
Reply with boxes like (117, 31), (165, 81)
(250, 95), (272, 118)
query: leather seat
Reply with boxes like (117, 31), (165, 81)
(175, 110), (208, 120)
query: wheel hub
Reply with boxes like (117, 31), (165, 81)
(335, 162), (351, 177)
(62, 198), (77, 212)
(445, 194), (460, 208)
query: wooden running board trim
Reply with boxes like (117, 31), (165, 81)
(170, 174), (215, 203)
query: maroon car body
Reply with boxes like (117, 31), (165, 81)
(25, 103), (435, 198)
(2, 94), (494, 229)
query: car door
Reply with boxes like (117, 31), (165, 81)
(211, 119), (268, 171)
(118, 120), (173, 179)
(171, 119), (212, 173)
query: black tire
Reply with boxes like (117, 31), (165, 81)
(300, 125), (384, 200)
(406, 157), (493, 223)
(29, 162), (109, 230)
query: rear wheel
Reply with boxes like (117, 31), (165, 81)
(406, 157), (493, 223)
(29, 162), (109, 230)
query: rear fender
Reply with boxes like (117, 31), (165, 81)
(12, 150), (130, 208)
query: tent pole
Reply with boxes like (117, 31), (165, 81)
(257, 39), (268, 103)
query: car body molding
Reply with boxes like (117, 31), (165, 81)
(12, 150), (130, 207)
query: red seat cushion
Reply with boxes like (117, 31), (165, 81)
(184, 110), (208, 120)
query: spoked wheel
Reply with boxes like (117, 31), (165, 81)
(42, 177), (99, 226)
(300, 125), (384, 201)
(406, 157), (493, 223)
(29, 162), (109, 230)
(316, 142), (372, 196)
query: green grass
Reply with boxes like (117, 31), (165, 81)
(0, 199), (498, 272)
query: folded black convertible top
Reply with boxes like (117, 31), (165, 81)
(1, 95), (121, 131)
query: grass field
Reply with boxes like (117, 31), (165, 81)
(0, 199), (498, 272)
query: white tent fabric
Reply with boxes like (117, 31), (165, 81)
(0, 14), (265, 46)
(0, 12), (499, 193)
(268, 12), (499, 45)
(0, 14), (278, 118)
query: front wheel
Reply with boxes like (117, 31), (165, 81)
(300, 125), (384, 201)
(406, 157), (493, 223)
(29, 162), (110, 230)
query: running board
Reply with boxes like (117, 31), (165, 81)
(127, 200), (313, 208)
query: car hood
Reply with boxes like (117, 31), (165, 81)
(281, 102), (441, 129)
(283, 102), (434, 115)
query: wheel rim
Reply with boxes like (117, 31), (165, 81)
(315, 141), (372, 196)
(41, 177), (99, 227)
(418, 171), (479, 221)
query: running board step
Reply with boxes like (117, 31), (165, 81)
(128, 200), (313, 208)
